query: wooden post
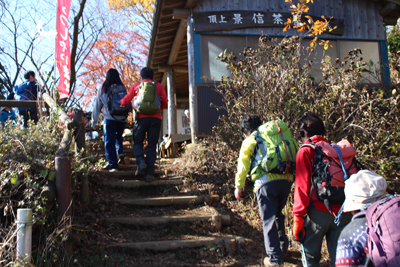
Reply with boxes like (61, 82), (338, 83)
(73, 109), (85, 155)
(167, 68), (178, 155)
(167, 68), (176, 136)
(55, 156), (73, 257)
(73, 110), (89, 204)
(187, 14), (197, 144)
(55, 156), (72, 220)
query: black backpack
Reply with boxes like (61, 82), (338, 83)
(106, 84), (132, 118)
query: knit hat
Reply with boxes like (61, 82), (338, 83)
(343, 170), (388, 212)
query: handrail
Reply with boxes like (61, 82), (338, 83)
(0, 100), (43, 108)
(41, 93), (74, 130)
(41, 93), (75, 156)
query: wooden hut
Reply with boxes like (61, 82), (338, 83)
(147, 0), (399, 145)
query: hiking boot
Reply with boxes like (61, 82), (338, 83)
(109, 168), (118, 172)
(135, 161), (147, 176)
(145, 174), (153, 182)
(263, 257), (282, 267)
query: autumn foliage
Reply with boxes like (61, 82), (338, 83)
(77, 29), (148, 109)
(107, 0), (155, 32)
(284, 0), (336, 49)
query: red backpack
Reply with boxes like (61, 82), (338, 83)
(302, 139), (361, 216)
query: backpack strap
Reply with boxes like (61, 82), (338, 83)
(300, 139), (316, 150)
(352, 210), (366, 220)
(333, 143), (351, 225)
(370, 227), (386, 258)
(254, 129), (268, 173)
(135, 81), (145, 94)
(332, 144), (349, 181)
(285, 140), (296, 162)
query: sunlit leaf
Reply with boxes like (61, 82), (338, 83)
(40, 169), (48, 178)
(48, 171), (55, 181)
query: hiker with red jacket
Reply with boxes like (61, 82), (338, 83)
(292, 113), (352, 267)
(120, 67), (168, 182)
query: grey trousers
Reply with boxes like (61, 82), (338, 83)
(256, 179), (291, 265)
(301, 207), (352, 267)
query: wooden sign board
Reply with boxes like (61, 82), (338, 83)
(193, 11), (344, 35)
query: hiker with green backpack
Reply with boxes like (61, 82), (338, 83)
(234, 114), (298, 267)
(120, 67), (168, 182)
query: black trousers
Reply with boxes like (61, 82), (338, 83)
(18, 108), (38, 128)
(256, 179), (291, 265)
(133, 117), (161, 176)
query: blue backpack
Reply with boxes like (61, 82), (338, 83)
(13, 81), (35, 101)
(106, 84), (132, 118)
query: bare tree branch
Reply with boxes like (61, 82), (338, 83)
(69, 0), (87, 95)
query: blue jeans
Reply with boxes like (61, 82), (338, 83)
(104, 119), (126, 169)
(256, 179), (291, 265)
(133, 117), (161, 176)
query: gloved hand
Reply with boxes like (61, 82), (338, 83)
(293, 216), (306, 243)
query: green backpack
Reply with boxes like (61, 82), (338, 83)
(135, 81), (161, 115)
(250, 120), (298, 181)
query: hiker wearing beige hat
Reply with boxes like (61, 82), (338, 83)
(336, 170), (391, 267)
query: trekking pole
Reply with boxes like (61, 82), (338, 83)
(300, 243), (309, 267)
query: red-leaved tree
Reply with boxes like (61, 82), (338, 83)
(76, 29), (148, 109)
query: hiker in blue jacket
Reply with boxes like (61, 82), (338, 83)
(0, 106), (16, 126)
(0, 93), (17, 127)
(13, 71), (42, 128)
(92, 68), (128, 172)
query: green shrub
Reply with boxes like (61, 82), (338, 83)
(0, 111), (98, 266)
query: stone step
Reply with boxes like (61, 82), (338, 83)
(88, 145), (132, 150)
(91, 148), (134, 154)
(91, 169), (163, 177)
(97, 178), (183, 189)
(117, 163), (160, 169)
(86, 136), (132, 143)
(105, 214), (231, 230)
(116, 195), (220, 206)
(108, 236), (244, 253)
